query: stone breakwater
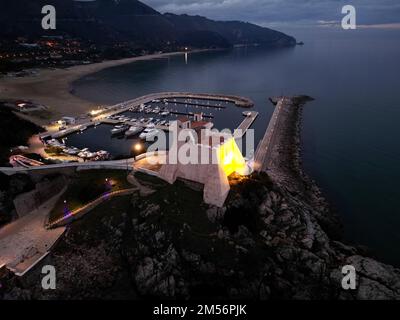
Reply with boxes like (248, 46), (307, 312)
(2, 97), (400, 300)
(264, 96), (343, 238)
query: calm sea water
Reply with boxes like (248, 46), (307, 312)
(73, 28), (400, 266)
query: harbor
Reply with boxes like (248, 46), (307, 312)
(25, 92), (258, 164)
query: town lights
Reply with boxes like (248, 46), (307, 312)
(89, 109), (102, 116)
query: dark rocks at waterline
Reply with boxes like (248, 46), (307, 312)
(2, 96), (399, 300)
(2, 171), (400, 300)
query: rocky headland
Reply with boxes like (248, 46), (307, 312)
(1, 96), (400, 300)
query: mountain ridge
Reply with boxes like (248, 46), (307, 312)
(0, 0), (296, 49)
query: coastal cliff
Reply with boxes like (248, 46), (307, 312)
(2, 97), (400, 300)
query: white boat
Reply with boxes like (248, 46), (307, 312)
(66, 148), (80, 155)
(243, 111), (252, 116)
(95, 150), (110, 160)
(139, 128), (160, 140)
(125, 126), (143, 137)
(111, 125), (128, 135)
(160, 111), (170, 116)
(146, 122), (156, 128)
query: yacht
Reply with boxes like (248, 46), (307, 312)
(111, 125), (128, 135)
(66, 147), (80, 156)
(139, 128), (160, 140)
(160, 110), (170, 116)
(242, 111), (252, 117)
(125, 126), (143, 137)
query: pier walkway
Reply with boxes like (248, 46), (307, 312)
(163, 99), (227, 109)
(254, 98), (290, 172)
(235, 111), (259, 138)
(102, 118), (170, 132)
(0, 158), (135, 176)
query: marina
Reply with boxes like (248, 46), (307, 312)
(36, 92), (257, 161)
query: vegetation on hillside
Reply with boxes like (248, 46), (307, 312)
(0, 104), (43, 166)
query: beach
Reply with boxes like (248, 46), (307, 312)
(0, 51), (190, 125)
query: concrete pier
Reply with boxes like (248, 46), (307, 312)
(254, 97), (290, 172)
(235, 111), (259, 138)
(164, 99), (227, 109)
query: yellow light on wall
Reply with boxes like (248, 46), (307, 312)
(217, 138), (246, 176)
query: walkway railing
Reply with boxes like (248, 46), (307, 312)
(46, 188), (137, 229)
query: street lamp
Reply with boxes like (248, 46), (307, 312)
(134, 143), (143, 152)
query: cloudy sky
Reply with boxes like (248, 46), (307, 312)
(143, 0), (400, 28)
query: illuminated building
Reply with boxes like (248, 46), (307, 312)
(159, 118), (250, 207)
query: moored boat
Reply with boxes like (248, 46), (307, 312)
(125, 126), (143, 137)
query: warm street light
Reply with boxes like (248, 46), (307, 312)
(134, 143), (143, 152)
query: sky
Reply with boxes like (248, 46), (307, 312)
(143, 0), (400, 28)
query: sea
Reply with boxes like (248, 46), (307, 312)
(72, 27), (400, 266)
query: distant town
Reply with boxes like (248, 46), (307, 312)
(0, 35), (185, 75)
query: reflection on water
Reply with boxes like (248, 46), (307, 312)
(73, 29), (400, 266)
(65, 99), (252, 159)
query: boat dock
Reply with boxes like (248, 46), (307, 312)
(164, 99), (227, 109)
(102, 118), (170, 132)
(169, 110), (214, 118)
(235, 111), (259, 138)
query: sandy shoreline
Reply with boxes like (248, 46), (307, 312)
(0, 51), (192, 125)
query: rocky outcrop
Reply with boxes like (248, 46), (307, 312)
(2, 97), (399, 300)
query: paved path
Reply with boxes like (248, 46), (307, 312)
(0, 187), (67, 275)
(235, 111), (259, 138)
(0, 158), (135, 176)
(47, 188), (137, 229)
(254, 98), (290, 172)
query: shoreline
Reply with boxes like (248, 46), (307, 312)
(0, 50), (208, 126)
(265, 96), (343, 238)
